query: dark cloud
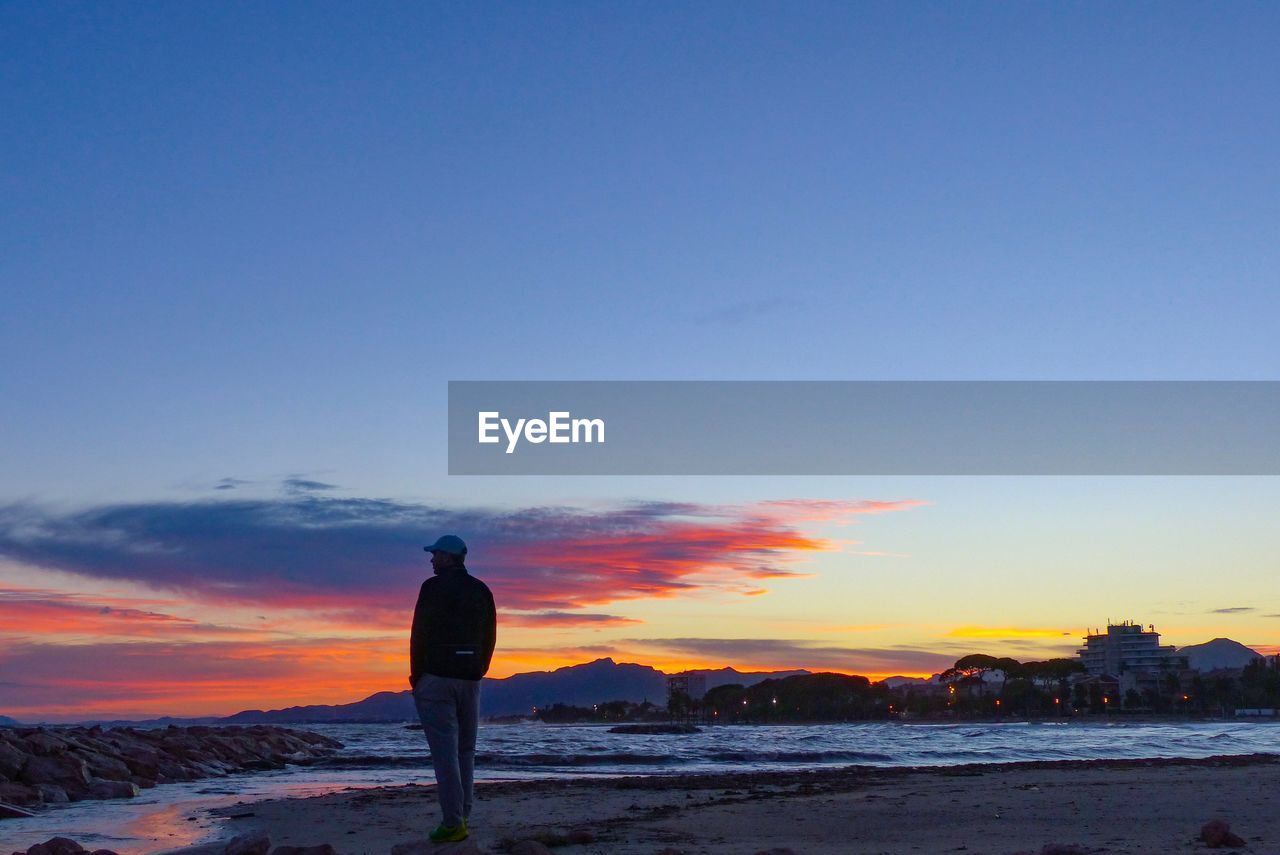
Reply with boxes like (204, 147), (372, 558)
(1210, 607), (1255, 614)
(282, 478), (339, 494)
(214, 478), (250, 491)
(0, 496), (920, 615)
(627, 637), (955, 675)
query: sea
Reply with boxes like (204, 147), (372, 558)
(4, 719), (1278, 854)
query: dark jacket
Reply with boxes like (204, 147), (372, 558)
(410, 566), (497, 682)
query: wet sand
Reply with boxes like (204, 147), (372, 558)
(199, 754), (1280, 854)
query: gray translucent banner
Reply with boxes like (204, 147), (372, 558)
(448, 381), (1280, 475)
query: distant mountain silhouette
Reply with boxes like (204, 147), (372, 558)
(222, 691), (415, 724)
(682, 666), (810, 690)
(0, 714), (21, 726)
(219, 658), (812, 723)
(481, 657), (668, 717)
(1178, 638), (1263, 672)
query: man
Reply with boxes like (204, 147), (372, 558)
(410, 534), (497, 843)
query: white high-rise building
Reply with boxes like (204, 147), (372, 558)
(1077, 620), (1187, 676)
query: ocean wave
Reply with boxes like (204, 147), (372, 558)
(480, 752), (676, 767)
(704, 750), (894, 763)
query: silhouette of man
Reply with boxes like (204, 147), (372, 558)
(410, 534), (497, 843)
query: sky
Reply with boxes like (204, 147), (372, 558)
(1, 2), (1278, 722)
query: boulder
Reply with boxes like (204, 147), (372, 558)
(79, 751), (132, 781)
(4, 726), (338, 808)
(20, 732), (69, 757)
(18, 754), (91, 795)
(0, 781), (43, 806)
(34, 784), (70, 804)
(508, 842), (554, 855)
(121, 752), (161, 780)
(224, 831), (271, 855)
(390, 843), (483, 855)
(1199, 819), (1246, 848)
(0, 741), (27, 779)
(86, 779), (140, 800)
(154, 758), (199, 782)
(24, 839), (86, 855)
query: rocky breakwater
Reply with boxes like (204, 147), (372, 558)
(0, 725), (341, 813)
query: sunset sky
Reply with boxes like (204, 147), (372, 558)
(2, 4), (1278, 722)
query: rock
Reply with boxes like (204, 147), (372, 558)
(0, 782), (42, 806)
(120, 751), (162, 780)
(0, 800), (38, 818)
(79, 751), (132, 781)
(269, 846), (337, 855)
(390, 843), (482, 855)
(87, 779), (140, 800)
(34, 783), (69, 803)
(0, 741), (27, 779)
(1199, 819), (1246, 848)
(508, 842), (554, 855)
(224, 831), (271, 855)
(388, 842), (428, 855)
(25, 839), (86, 855)
(4, 726), (337, 809)
(18, 754), (91, 794)
(21, 732), (69, 757)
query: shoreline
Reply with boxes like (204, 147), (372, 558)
(8, 753), (1279, 854)
(195, 753), (1280, 855)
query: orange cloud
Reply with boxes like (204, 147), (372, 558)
(753, 499), (927, 523)
(0, 637), (406, 720)
(0, 587), (259, 641)
(0, 496), (925, 719)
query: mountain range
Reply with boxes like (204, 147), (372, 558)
(222, 658), (808, 723)
(13, 638), (1268, 726)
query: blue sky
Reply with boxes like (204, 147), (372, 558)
(1, 3), (1278, 717)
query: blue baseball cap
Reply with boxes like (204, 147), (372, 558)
(424, 534), (468, 556)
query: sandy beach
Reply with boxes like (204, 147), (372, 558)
(190, 755), (1280, 854)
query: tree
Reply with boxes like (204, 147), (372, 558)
(667, 689), (693, 722)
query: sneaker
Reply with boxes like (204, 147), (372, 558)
(429, 820), (468, 843)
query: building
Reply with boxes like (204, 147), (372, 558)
(1077, 620), (1188, 677)
(666, 672), (707, 703)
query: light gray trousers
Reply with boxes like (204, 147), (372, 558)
(413, 674), (481, 827)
